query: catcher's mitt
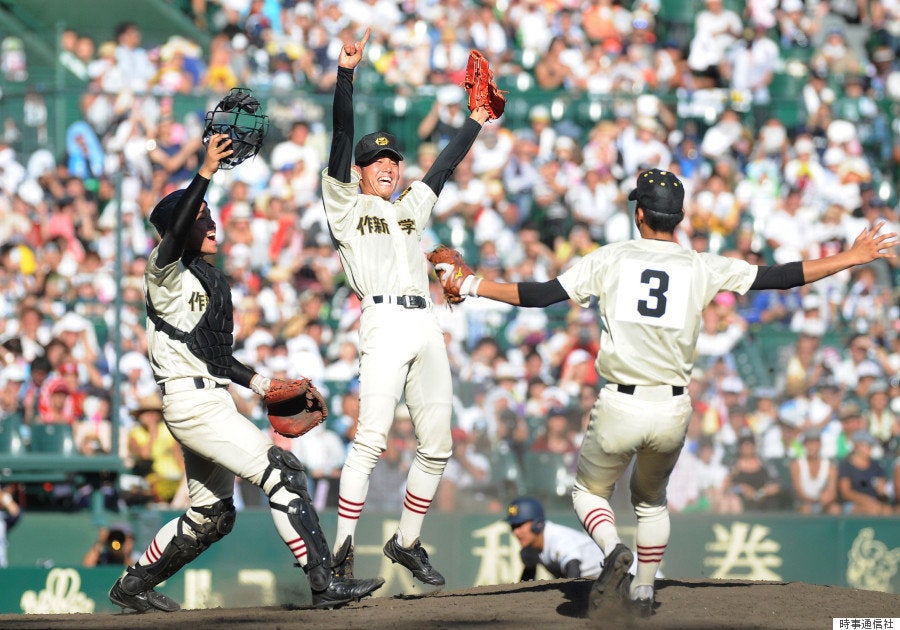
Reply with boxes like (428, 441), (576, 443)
(427, 245), (479, 305)
(264, 378), (328, 438)
(463, 50), (506, 120)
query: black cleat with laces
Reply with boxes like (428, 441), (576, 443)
(311, 575), (384, 609)
(109, 573), (180, 613)
(383, 534), (445, 586)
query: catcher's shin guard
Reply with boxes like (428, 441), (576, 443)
(262, 446), (333, 590)
(133, 500), (236, 589)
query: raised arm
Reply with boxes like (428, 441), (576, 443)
(155, 135), (231, 267)
(327, 28), (370, 183)
(421, 107), (490, 196)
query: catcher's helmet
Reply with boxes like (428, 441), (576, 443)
(202, 87), (269, 169)
(506, 496), (545, 534)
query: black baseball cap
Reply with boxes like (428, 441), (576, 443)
(354, 131), (404, 166)
(628, 168), (685, 215)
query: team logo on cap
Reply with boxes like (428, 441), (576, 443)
(508, 505), (518, 517)
(376, 136), (389, 146)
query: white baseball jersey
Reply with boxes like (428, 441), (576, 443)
(558, 238), (757, 387)
(537, 520), (605, 579)
(320, 169), (436, 298)
(145, 247), (228, 386)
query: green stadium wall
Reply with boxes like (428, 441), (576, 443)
(0, 510), (897, 613)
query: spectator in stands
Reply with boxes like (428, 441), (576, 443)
(330, 390), (360, 453)
(531, 406), (578, 457)
(113, 22), (156, 93)
(837, 430), (893, 514)
(148, 117), (204, 193)
(865, 382), (898, 452)
(416, 85), (467, 151)
(270, 120), (321, 174)
(126, 393), (184, 506)
(0, 486), (21, 568)
(687, 0), (743, 88)
(82, 524), (137, 567)
(725, 431), (786, 512)
(437, 426), (492, 511)
(790, 429), (841, 515)
(811, 27), (863, 79)
(367, 430), (409, 513)
(291, 421), (346, 511)
(74, 390), (112, 456)
(0, 364), (26, 435)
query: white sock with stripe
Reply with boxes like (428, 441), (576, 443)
(269, 485), (310, 567)
(135, 516), (180, 567)
(396, 462), (441, 546)
(333, 465), (369, 555)
(573, 486), (620, 555)
(633, 503), (669, 592)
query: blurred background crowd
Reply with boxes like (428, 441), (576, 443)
(0, 0), (899, 523)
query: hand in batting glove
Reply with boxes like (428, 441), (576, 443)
(426, 245), (481, 305)
(463, 50), (506, 121)
(264, 378), (328, 438)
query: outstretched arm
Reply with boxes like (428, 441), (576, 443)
(750, 222), (897, 290)
(326, 28), (370, 183)
(801, 222), (897, 283)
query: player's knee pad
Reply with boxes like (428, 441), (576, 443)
(262, 445), (312, 500)
(633, 501), (668, 522)
(132, 500), (235, 588)
(190, 499), (237, 542)
(262, 446), (332, 591)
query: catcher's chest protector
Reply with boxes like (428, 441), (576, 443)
(147, 255), (235, 378)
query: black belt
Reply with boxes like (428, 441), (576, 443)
(616, 384), (684, 396)
(372, 295), (427, 309)
(160, 377), (228, 395)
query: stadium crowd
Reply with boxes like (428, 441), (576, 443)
(0, 0), (899, 518)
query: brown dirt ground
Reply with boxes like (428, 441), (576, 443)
(0, 578), (897, 629)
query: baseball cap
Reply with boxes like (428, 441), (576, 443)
(628, 169), (685, 215)
(354, 131), (404, 166)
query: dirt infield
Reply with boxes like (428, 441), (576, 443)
(0, 578), (897, 629)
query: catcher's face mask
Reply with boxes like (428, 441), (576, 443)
(202, 87), (269, 169)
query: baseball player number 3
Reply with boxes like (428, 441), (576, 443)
(614, 259), (690, 329)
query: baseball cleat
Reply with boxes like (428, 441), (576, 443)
(629, 584), (655, 617)
(588, 543), (633, 617)
(109, 576), (180, 613)
(311, 576), (385, 609)
(383, 534), (446, 586)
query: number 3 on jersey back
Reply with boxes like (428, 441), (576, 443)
(613, 259), (692, 330)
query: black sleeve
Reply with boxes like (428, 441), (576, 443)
(326, 66), (355, 183)
(156, 173), (210, 267)
(520, 565), (537, 581)
(422, 118), (482, 195)
(749, 262), (805, 290)
(229, 358), (256, 389)
(517, 279), (570, 307)
(563, 559), (582, 578)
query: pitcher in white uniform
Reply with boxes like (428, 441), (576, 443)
(321, 27), (490, 585)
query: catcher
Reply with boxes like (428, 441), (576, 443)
(322, 29), (496, 587)
(107, 89), (383, 614)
